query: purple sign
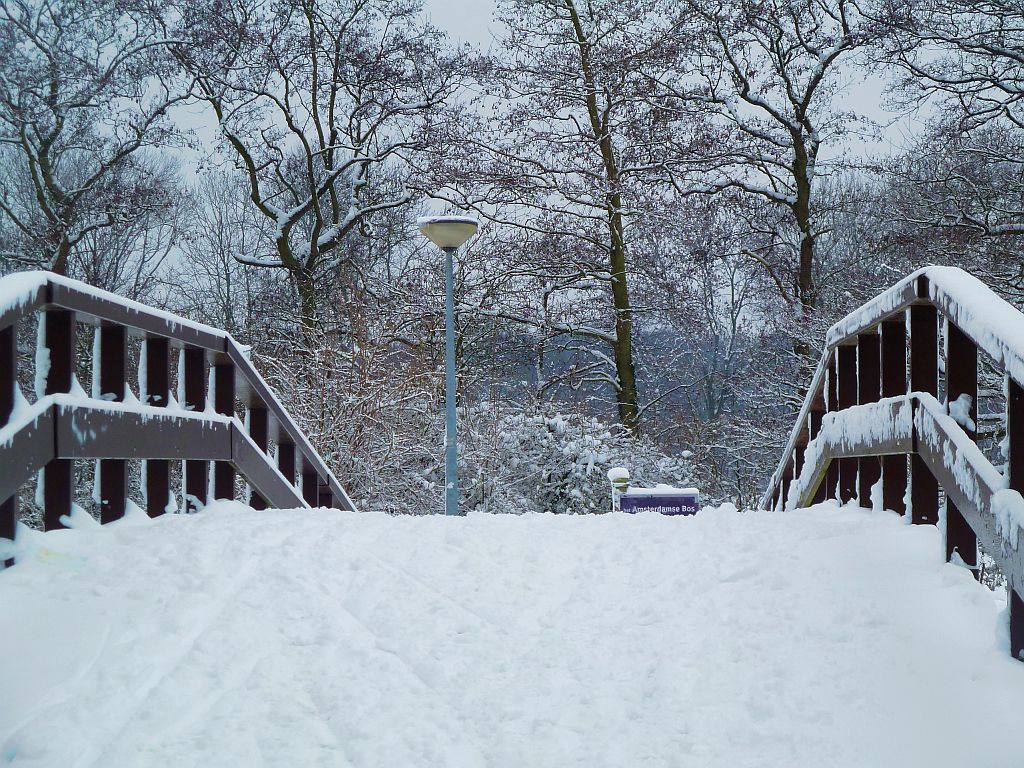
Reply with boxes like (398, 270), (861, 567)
(620, 491), (700, 516)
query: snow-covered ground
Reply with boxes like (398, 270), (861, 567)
(2, 502), (1023, 767)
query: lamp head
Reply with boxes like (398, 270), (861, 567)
(417, 215), (479, 250)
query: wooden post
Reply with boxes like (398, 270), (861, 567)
(278, 442), (296, 487)
(825, 355), (839, 500)
(182, 347), (207, 512)
(810, 410), (826, 504)
(781, 465), (793, 512)
(302, 471), (319, 507)
(97, 325), (127, 523)
(42, 310), (74, 530)
(144, 337), (171, 517)
(881, 318), (907, 515)
(213, 363), (236, 500)
(945, 320), (979, 575)
(1, 323), (16, 566)
(910, 303), (939, 525)
(837, 344), (858, 503)
(248, 406), (268, 510)
(1007, 378), (1024, 660)
(858, 332), (881, 507)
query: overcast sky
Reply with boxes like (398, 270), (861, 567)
(423, 0), (497, 46)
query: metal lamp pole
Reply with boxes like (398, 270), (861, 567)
(418, 215), (479, 516)
(442, 245), (458, 517)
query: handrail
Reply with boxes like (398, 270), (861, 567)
(762, 266), (1024, 509)
(761, 266), (1024, 660)
(1, 271), (355, 566)
(0, 395), (309, 510)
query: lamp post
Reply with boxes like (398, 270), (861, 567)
(418, 215), (479, 516)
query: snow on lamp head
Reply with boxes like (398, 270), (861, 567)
(417, 215), (479, 250)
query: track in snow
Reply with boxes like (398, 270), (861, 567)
(2, 502), (1023, 767)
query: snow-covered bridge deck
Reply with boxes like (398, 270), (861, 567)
(2, 503), (1023, 767)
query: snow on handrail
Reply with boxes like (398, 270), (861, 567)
(0, 270), (230, 344)
(827, 266), (1024, 385)
(759, 267), (1024, 660)
(781, 392), (1024, 589)
(0, 271), (355, 541)
(762, 267), (1024, 511)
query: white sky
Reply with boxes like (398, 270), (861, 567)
(422, 0), (497, 46)
(418, 0), (924, 160)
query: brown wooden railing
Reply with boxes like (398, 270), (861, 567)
(0, 271), (354, 568)
(762, 267), (1024, 660)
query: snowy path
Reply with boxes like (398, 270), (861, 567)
(2, 502), (1023, 768)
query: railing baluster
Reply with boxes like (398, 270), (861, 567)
(781, 461), (793, 511)
(248, 406), (268, 510)
(910, 301), (939, 524)
(945, 320), (979, 576)
(1, 323), (16, 566)
(1007, 378), (1024, 659)
(858, 331), (881, 507)
(182, 347), (208, 512)
(144, 336), (171, 517)
(826, 355), (839, 500)
(881, 317), (907, 515)
(837, 344), (858, 503)
(809, 410), (826, 504)
(213, 363), (236, 500)
(42, 310), (74, 530)
(302, 470), (319, 507)
(278, 442), (296, 487)
(98, 325), (127, 523)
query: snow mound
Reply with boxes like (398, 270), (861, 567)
(2, 502), (1023, 767)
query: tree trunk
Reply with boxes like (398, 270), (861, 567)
(791, 139), (817, 371)
(566, 0), (641, 434)
(294, 267), (320, 337)
(51, 237), (70, 277)
(607, 196), (640, 433)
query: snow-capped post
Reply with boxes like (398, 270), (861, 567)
(1007, 378), (1024, 658)
(418, 215), (480, 517)
(608, 467), (629, 512)
(910, 284), (939, 525)
(213, 362), (236, 501)
(945, 320), (978, 576)
(880, 318), (907, 516)
(248, 406), (269, 509)
(143, 337), (171, 517)
(182, 347), (208, 513)
(825, 354), (839, 500)
(97, 324), (127, 523)
(857, 331), (881, 508)
(42, 309), (74, 530)
(1, 322), (15, 566)
(837, 344), (858, 503)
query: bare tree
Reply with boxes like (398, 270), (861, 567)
(167, 0), (463, 331)
(435, 0), (692, 433)
(876, 1), (1024, 238)
(656, 0), (875, 359)
(0, 0), (182, 274)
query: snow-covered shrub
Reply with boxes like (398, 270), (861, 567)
(461, 406), (694, 515)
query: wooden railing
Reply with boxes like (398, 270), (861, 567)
(0, 271), (354, 567)
(762, 267), (1024, 660)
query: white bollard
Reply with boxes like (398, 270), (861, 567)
(607, 467), (630, 513)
